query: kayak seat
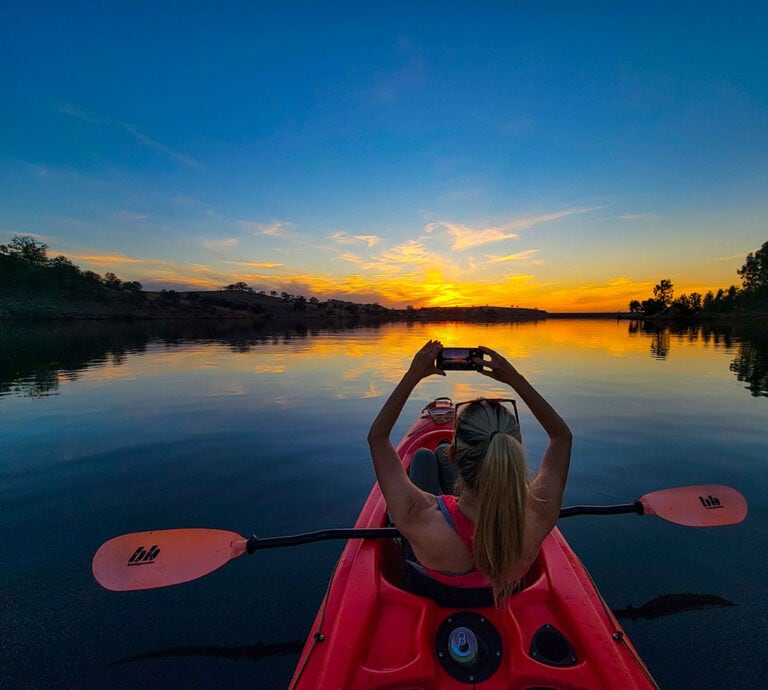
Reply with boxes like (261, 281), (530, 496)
(402, 556), (495, 608)
(396, 537), (495, 608)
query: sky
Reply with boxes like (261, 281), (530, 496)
(2, 1), (767, 312)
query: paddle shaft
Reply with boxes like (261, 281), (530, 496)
(246, 528), (399, 552)
(245, 502), (644, 552)
(559, 501), (643, 518)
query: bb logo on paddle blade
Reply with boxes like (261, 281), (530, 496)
(128, 545), (160, 566)
(698, 495), (723, 510)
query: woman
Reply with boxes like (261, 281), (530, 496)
(367, 340), (572, 604)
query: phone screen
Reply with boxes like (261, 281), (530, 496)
(442, 348), (471, 361)
(438, 348), (481, 370)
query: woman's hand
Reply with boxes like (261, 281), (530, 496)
(476, 345), (518, 383)
(408, 339), (446, 380)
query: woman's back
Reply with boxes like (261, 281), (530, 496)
(406, 486), (557, 586)
(367, 341), (571, 604)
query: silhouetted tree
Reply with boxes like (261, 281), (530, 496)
(653, 279), (674, 312)
(1, 235), (49, 264)
(737, 241), (768, 308)
(103, 272), (123, 290)
(223, 282), (252, 291)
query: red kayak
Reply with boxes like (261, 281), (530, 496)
(289, 398), (658, 689)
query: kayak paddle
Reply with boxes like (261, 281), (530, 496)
(558, 484), (747, 527)
(92, 484), (747, 591)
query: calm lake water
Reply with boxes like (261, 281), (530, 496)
(1, 318), (766, 689)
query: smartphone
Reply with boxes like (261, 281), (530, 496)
(437, 347), (483, 371)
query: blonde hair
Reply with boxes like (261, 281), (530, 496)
(454, 399), (528, 604)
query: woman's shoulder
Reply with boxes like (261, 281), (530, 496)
(525, 491), (561, 542)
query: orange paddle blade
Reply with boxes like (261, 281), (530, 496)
(640, 485), (747, 527)
(92, 528), (247, 591)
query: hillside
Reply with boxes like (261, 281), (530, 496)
(0, 236), (547, 323)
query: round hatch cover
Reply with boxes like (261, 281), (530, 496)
(435, 611), (502, 683)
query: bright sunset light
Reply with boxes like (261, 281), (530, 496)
(2, 4), (766, 312)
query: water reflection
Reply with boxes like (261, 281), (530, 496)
(627, 320), (768, 396)
(2, 317), (765, 690)
(3, 318), (768, 399)
(613, 593), (735, 621)
(0, 320), (344, 398)
(730, 330), (768, 397)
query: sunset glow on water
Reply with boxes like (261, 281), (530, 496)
(1, 319), (766, 688)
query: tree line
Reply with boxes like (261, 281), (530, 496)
(629, 241), (768, 317)
(1, 235), (392, 321)
(1, 235), (143, 296)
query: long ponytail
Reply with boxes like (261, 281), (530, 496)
(474, 433), (528, 602)
(454, 400), (528, 604)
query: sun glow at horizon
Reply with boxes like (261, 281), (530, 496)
(57, 222), (754, 313)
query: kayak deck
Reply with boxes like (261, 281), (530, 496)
(290, 402), (657, 689)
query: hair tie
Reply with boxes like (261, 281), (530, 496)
(489, 430), (504, 441)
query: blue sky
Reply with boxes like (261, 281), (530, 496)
(2, 1), (766, 310)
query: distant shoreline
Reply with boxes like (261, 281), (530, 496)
(1, 289), (765, 324)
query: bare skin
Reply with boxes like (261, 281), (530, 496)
(367, 340), (572, 578)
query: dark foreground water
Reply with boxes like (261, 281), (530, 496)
(1, 318), (766, 689)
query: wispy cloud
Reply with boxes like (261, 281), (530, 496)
(59, 103), (204, 171)
(339, 252), (370, 267)
(380, 240), (438, 266)
(59, 103), (105, 125)
(426, 221), (519, 250)
(222, 260), (284, 269)
(706, 252), (749, 263)
(338, 251), (404, 274)
(237, 220), (288, 236)
(122, 124), (204, 171)
(329, 231), (381, 247)
(201, 238), (239, 251)
(427, 207), (599, 250)
(486, 249), (543, 264)
(189, 263), (215, 273)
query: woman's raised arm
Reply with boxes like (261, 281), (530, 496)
(367, 340), (445, 525)
(476, 346), (572, 513)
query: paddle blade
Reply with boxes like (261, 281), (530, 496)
(93, 529), (247, 591)
(640, 485), (747, 527)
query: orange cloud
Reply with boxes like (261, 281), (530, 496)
(487, 249), (543, 264)
(379, 240), (442, 266)
(426, 221), (519, 250)
(69, 253), (144, 266)
(154, 276), (222, 289)
(222, 261), (284, 269)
